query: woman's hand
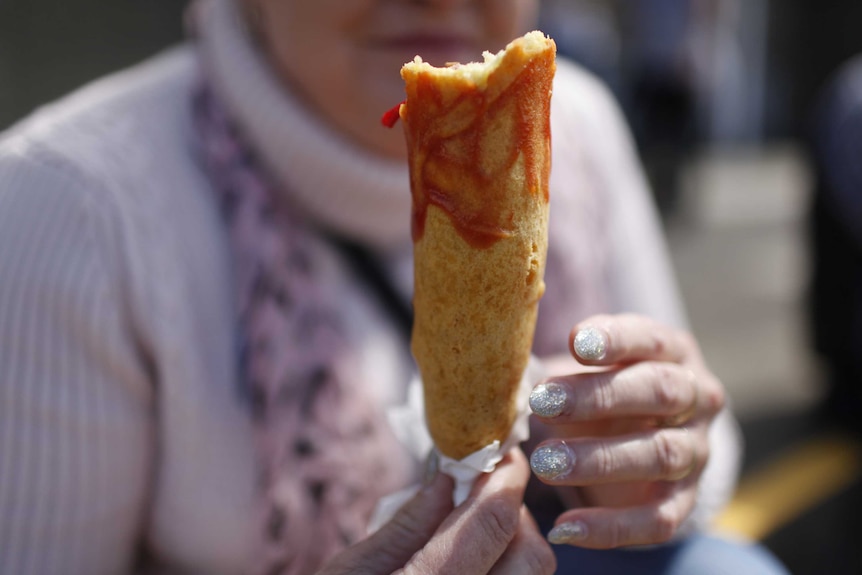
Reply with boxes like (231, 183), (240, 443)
(529, 314), (726, 549)
(319, 449), (556, 575)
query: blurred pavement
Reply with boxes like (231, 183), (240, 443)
(667, 145), (862, 575)
(667, 143), (822, 418)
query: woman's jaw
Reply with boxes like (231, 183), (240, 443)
(242, 0), (538, 160)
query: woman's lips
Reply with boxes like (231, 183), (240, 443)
(371, 34), (480, 65)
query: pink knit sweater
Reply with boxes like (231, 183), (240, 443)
(0, 0), (739, 572)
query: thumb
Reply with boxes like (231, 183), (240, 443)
(319, 459), (454, 575)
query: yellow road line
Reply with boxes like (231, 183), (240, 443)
(714, 434), (862, 540)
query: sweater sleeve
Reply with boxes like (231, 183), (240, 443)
(572, 66), (687, 327)
(0, 151), (154, 574)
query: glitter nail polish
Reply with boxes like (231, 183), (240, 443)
(422, 450), (440, 487)
(529, 382), (567, 418)
(574, 327), (607, 361)
(530, 443), (574, 480)
(547, 522), (588, 544)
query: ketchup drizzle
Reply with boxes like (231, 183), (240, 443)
(381, 100), (405, 128)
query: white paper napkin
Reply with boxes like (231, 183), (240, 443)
(368, 357), (545, 533)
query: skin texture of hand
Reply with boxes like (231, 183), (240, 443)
(530, 314), (726, 549)
(318, 449), (556, 575)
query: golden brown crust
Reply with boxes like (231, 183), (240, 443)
(401, 32), (556, 459)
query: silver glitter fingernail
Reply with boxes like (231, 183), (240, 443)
(422, 450), (440, 487)
(574, 327), (607, 361)
(530, 443), (574, 480)
(529, 382), (567, 418)
(548, 521), (588, 545)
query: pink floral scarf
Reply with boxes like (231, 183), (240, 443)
(192, 85), (412, 575)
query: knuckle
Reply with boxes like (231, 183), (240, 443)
(476, 498), (520, 548)
(652, 506), (681, 543)
(705, 381), (726, 414)
(605, 518), (630, 549)
(654, 431), (686, 479)
(592, 442), (617, 478)
(523, 542), (558, 575)
(651, 333), (668, 356)
(593, 379), (616, 416)
(651, 365), (682, 409)
(390, 500), (425, 537)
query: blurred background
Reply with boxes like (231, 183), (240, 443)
(2, 1), (862, 573)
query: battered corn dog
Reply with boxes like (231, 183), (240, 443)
(400, 31), (556, 460)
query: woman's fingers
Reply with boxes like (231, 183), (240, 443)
(529, 427), (707, 485)
(546, 477), (699, 549)
(538, 314), (726, 424)
(319, 465), (455, 575)
(526, 313), (726, 552)
(326, 449), (553, 575)
(488, 506), (557, 575)
(569, 314), (696, 366)
(530, 362), (701, 423)
(401, 450), (534, 574)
